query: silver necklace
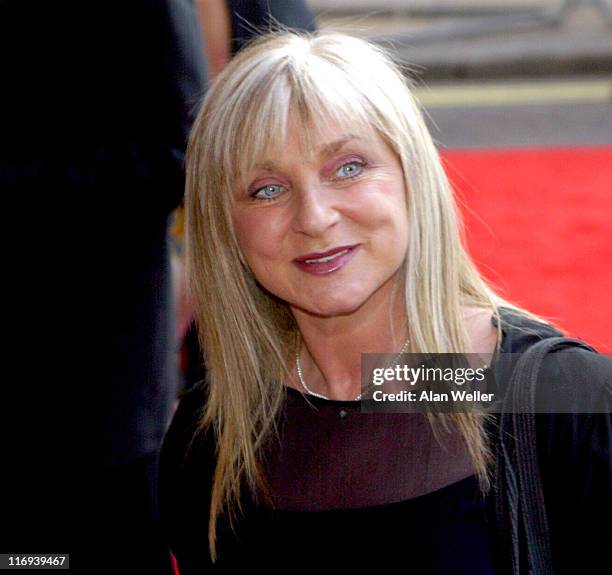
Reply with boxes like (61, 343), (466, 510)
(295, 336), (411, 401)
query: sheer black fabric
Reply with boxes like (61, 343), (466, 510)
(260, 390), (475, 511)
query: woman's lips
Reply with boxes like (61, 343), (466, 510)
(294, 245), (359, 275)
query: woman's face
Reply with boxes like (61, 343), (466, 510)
(232, 117), (409, 319)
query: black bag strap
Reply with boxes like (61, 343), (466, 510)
(494, 336), (597, 574)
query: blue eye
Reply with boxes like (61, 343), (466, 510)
(335, 161), (364, 179)
(252, 184), (285, 200)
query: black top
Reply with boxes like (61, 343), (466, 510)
(159, 308), (611, 573)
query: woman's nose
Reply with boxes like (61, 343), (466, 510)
(292, 183), (340, 237)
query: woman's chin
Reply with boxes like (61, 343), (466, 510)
(290, 292), (371, 319)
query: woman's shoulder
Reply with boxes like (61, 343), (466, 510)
(494, 306), (564, 353)
(538, 345), (611, 412)
(493, 306), (611, 408)
(493, 308), (612, 413)
(160, 379), (213, 468)
(158, 379), (216, 516)
(172, 379), (210, 426)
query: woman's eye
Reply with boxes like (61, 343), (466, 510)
(335, 161), (364, 179)
(251, 184), (285, 200)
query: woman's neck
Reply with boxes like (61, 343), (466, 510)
(290, 285), (409, 400)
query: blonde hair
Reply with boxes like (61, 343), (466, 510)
(185, 31), (546, 561)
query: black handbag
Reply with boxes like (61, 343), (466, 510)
(493, 336), (599, 574)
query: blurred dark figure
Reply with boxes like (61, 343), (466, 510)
(194, 0), (317, 75)
(0, 1), (207, 573)
(228, 0), (317, 53)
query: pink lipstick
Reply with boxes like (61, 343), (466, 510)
(294, 244), (359, 275)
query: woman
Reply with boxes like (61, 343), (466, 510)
(159, 32), (610, 572)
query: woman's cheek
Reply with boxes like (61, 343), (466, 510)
(234, 211), (280, 260)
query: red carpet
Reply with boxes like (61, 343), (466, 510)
(442, 146), (612, 352)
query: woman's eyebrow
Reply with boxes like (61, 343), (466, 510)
(252, 135), (361, 171)
(318, 134), (360, 159)
(252, 161), (277, 171)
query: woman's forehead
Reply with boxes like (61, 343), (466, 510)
(243, 115), (382, 172)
